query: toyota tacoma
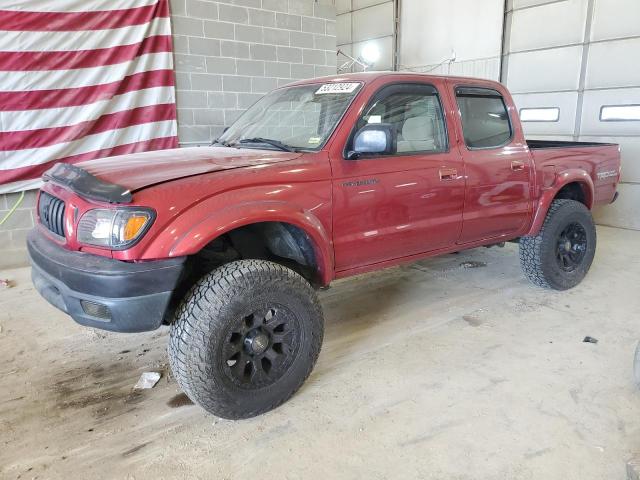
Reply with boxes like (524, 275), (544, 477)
(28, 72), (621, 419)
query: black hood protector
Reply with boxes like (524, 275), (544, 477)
(43, 163), (132, 204)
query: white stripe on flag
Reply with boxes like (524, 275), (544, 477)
(1, 0), (158, 13)
(0, 17), (170, 53)
(0, 119), (177, 170)
(1, 86), (176, 132)
(0, 178), (43, 194)
(0, 52), (172, 93)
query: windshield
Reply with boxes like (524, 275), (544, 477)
(217, 82), (362, 151)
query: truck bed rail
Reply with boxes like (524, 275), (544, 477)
(527, 139), (616, 149)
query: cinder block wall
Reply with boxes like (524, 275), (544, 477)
(170, 0), (337, 145)
(0, 0), (336, 270)
(0, 191), (37, 269)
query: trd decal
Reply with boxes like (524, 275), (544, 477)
(596, 170), (618, 180)
(342, 179), (379, 187)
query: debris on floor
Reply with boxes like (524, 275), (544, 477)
(462, 314), (483, 327)
(583, 336), (599, 344)
(134, 372), (161, 389)
(460, 261), (487, 269)
(167, 392), (194, 408)
(1, 279), (13, 288)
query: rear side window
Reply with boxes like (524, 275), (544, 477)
(455, 87), (512, 149)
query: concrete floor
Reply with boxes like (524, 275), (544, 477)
(1, 225), (639, 480)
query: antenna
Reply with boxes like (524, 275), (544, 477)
(337, 49), (367, 72)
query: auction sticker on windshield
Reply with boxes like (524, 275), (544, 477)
(316, 83), (360, 94)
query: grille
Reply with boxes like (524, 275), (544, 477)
(38, 192), (66, 237)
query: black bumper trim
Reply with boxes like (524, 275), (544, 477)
(27, 229), (186, 333)
(27, 229), (185, 297)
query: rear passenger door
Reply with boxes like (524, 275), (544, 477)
(451, 85), (531, 244)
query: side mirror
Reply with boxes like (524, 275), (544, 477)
(347, 123), (395, 159)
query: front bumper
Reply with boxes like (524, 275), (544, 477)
(27, 229), (186, 333)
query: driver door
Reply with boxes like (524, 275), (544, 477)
(330, 81), (465, 272)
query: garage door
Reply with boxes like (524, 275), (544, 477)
(502, 0), (640, 230)
(336, 0), (396, 70)
(399, 0), (504, 80)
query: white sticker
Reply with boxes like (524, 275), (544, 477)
(315, 82), (360, 94)
(367, 115), (382, 124)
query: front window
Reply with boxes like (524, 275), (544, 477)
(217, 82), (362, 151)
(351, 83), (448, 155)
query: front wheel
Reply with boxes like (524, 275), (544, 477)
(519, 199), (596, 290)
(168, 260), (324, 419)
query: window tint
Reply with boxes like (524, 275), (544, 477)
(456, 88), (512, 148)
(355, 86), (447, 155)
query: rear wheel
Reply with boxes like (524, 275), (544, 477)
(168, 259), (324, 419)
(519, 199), (596, 290)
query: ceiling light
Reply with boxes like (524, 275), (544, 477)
(360, 43), (380, 65)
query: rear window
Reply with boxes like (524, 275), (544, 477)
(455, 87), (512, 149)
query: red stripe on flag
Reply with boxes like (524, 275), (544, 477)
(0, 0), (178, 192)
(0, 1), (170, 32)
(0, 69), (175, 112)
(1, 104), (177, 152)
(0, 35), (172, 72)
(0, 136), (179, 185)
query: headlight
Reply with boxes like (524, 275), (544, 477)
(77, 208), (154, 249)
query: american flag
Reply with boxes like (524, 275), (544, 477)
(0, 0), (178, 193)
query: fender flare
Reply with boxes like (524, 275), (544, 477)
(167, 200), (334, 285)
(526, 169), (594, 237)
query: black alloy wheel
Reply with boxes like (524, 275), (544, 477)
(222, 306), (301, 389)
(555, 222), (588, 272)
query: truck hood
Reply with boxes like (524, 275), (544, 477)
(78, 146), (303, 191)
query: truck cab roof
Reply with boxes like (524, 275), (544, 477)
(285, 71), (505, 90)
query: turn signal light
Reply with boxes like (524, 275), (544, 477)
(124, 215), (149, 241)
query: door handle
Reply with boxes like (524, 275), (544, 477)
(511, 160), (525, 171)
(439, 168), (457, 181)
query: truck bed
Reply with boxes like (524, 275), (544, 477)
(527, 140), (620, 206)
(527, 139), (616, 149)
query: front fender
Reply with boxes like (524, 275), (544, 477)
(526, 169), (594, 236)
(162, 200), (334, 285)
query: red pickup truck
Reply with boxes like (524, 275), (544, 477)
(28, 72), (620, 419)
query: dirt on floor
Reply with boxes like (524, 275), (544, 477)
(1, 226), (639, 480)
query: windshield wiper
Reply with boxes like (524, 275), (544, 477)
(211, 139), (232, 147)
(236, 137), (296, 152)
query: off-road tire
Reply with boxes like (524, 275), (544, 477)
(519, 199), (596, 290)
(168, 259), (324, 419)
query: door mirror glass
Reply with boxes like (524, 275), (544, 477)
(349, 124), (395, 159)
